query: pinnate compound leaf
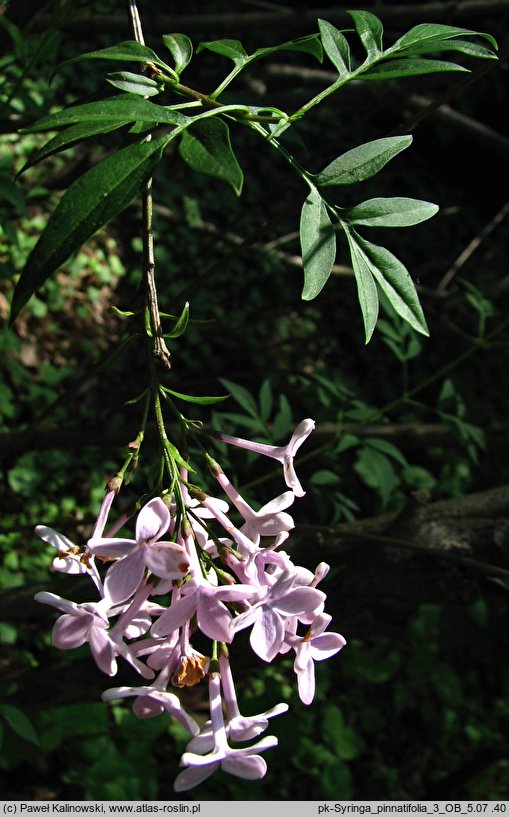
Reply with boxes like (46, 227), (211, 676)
(106, 71), (161, 96)
(318, 19), (351, 75)
(344, 197), (438, 228)
(179, 118), (243, 195)
(315, 136), (412, 187)
(300, 189), (337, 300)
(163, 34), (193, 75)
(62, 40), (177, 77)
(10, 136), (171, 322)
(348, 10), (383, 59)
(389, 23), (497, 56)
(22, 94), (187, 132)
(362, 58), (469, 80)
(346, 227), (429, 339)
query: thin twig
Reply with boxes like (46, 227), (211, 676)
(126, 0), (171, 369)
(437, 200), (509, 294)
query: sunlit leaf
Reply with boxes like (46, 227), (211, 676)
(11, 136), (171, 322)
(106, 71), (161, 96)
(348, 10), (383, 59)
(62, 40), (177, 78)
(362, 58), (469, 81)
(315, 136), (412, 187)
(197, 39), (247, 62)
(22, 94), (187, 132)
(344, 197), (438, 228)
(300, 188), (336, 300)
(388, 23), (497, 56)
(318, 19), (351, 75)
(345, 227), (428, 340)
(343, 226), (379, 343)
(163, 33), (193, 75)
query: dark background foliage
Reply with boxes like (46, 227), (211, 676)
(1, 0), (509, 801)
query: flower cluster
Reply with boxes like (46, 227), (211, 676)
(36, 420), (345, 791)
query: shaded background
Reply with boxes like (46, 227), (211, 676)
(1, 0), (509, 800)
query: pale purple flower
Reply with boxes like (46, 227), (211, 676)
(35, 591), (117, 676)
(218, 418), (315, 497)
(35, 525), (103, 596)
(174, 672), (278, 792)
(285, 612), (346, 705)
(102, 685), (199, 734)
(88, 497), (189, 604)
(187, 653), (288, 754)
(151, 581), (257, 644)
(209, 460), (295, 541)
(35, 591), (154, 679)
(231, 570), (326, 662)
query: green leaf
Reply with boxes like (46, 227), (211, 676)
(160, 386), (229, 405)
(106, 71), (161, 96)
(163, 301), (189, 338)
(344, 197), (438, 228)
(259, 379), (273, 422)
(219, 378), (258, 418)
(163, 34), (193, 75)
(0, 178), (26, 213)
(197, 39), (247, 62)
(19, 120), (130, 174)
(179, 118), (243, 195)
(318, 19), (351, 75)
(22, 94), (187, 132)
(249, 34), (323, 65)
(0, 704), (39, 745)
(10, 136), (171, 322)
(365, 437), (407, 467)
(362, 58), (469, 81)
(315, 135), (412, 186)
(348, 10), (383, 59)
(388, 23), (497, 56)
(300, 189), (336, 300)
(62, 40), (177, 77)
(354, 447), (399, 505)
(347, 229), (429, 339)
(343, 226), (379, 342)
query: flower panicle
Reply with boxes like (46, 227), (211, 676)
(35, 419), (345, 791)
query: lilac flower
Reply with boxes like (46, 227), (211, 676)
(285, 613), (346, 705)
(187, 653), (288, 754)
(35, 591), (154, 679)
(151, 581), (257, 644)
(209, 460), (295, 541)
(35, 525), (104, 597)
(102, 685), (199, 734)
(88, 497), (189, 604)
(35, 591), (117, 676)
(218, 419), (315, 497)
(231, 570), (326, 662)
(174, 672), (278, 792)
